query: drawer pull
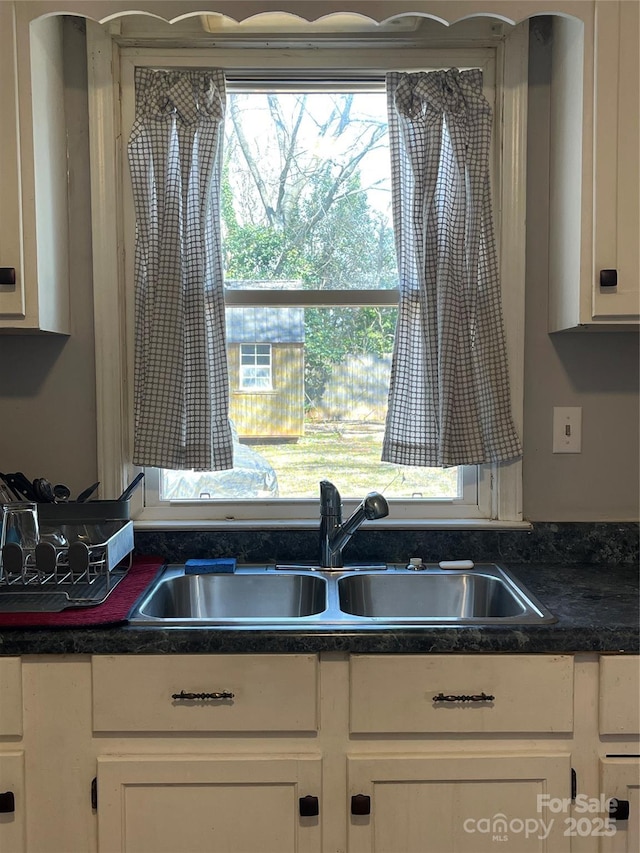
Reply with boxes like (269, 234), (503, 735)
(299, 795), (319, 817)
(171, 690), (234, 701)
(0, 791), (15, 813)
(433, 692), (495, 703)
(351, 794), (371, 815)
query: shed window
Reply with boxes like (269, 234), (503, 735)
(240, 344), (272, 391)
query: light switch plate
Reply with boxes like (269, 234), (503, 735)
(553, 407), (582, 453)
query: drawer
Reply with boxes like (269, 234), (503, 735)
(92, 654), (318, 733)
(350, 654), (574, 734)
(0, 658), (22, 736)
(599, 655), (640, 735)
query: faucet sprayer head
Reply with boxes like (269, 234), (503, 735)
(363, 492), (389, 520)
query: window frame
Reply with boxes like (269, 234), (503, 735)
(87, 22), (528, 529)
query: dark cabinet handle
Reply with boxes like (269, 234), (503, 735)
(299, 795), (319, 817)
(351, 794), (371, 815)
(171, 691), (234, 701)
(608, 798), (630, 820)
(0, 791), (15, 813)
(433, 692), (494, 703)
(0, 268), (16, 286)
(600, 269), (618, 288)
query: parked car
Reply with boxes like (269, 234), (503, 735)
(161, 427), (279, 500)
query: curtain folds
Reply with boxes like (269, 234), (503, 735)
(128, 68), (232, 471)
(382, 69), (522, 468)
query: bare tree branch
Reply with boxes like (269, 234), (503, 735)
(267, 94), (308, 227)
(226, 92), (390, 283)
(228, 97), (275, 226)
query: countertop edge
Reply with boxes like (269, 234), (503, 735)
(0, 625), (637, 656)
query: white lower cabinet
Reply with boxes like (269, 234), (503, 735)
(91, 654), (321, 853)
(347, 753), (572, 853)
(346, 654), (574, 853)
(96, 754), (322, 853)
(6, 652), (640, 853)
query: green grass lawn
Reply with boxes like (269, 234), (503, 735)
(249, 421), (459, 499)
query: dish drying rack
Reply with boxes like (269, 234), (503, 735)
(0, 517), (134, 612)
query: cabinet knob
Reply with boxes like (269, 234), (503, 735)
(351, 794), (371, 815)
(299, 795), (319, 817)
(0, 791), (15, 813)
(608, 798), (630, 820)
(0, 268), (16, 286)
(599, 269), (618, 288)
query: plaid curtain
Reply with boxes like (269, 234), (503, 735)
(128, 68), (232, 471)
(382, 70), (522, 467)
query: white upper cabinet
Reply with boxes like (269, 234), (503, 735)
(0, 3), (70, 333)
(549, 0), (639, 330)
(590, 0), (639, 323)
(0, 4), (23, 324)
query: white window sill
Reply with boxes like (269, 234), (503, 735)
(132, 518), (533, 532)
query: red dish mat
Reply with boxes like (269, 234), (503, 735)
(0, 556), (165, 628)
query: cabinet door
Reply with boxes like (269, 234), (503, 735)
(592, 0), (640, 320)
(348, 754), (571, 853)
(0, 751), (25, 853)
(600, 759), (640, 853)
(97, 754), (321, 853)
(549, 2), (639, 329)
(0, 5), (69, 333)
(0, 1), (23, 320)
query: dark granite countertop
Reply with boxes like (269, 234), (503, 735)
(0, 562), (637, 655)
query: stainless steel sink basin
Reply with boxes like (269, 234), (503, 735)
(129, 563), (555, 627)
(339, 573), (529, 619)
(134, 570), (327, 623)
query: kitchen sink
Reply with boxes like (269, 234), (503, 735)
(338, 573), (530, 619)
(129, 563), (556, 628)
(134, 570), (327, 622)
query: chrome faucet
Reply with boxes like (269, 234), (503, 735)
(319, 480), (389, 569)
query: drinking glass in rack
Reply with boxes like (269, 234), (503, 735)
(1, 502), (40, 582)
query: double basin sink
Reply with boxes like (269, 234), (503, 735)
(129, 562), (556, 628)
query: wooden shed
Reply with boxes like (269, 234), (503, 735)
(226, 306), (305, 440)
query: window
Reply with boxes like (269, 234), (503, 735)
(88, 19), (528, 526)
(239, 344), (272, 391)
(217, 84), (461, 505)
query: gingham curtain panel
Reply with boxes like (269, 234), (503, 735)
(382, 70), (523, 467)
(128, 68), (233, 471)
